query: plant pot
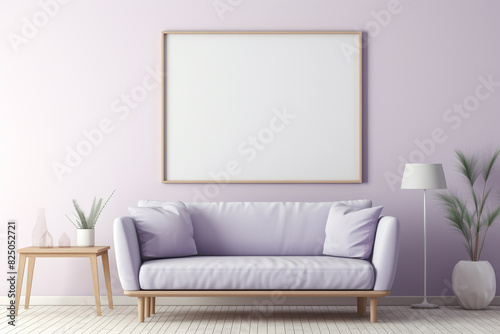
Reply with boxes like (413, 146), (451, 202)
(77, 229), (95, 247)
(452, 260), (496, 309)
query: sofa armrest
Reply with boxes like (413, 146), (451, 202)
(371, 216), (400, 291)
(113, 216), (142, 291)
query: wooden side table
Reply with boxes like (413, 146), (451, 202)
(14, 246), (113, 316)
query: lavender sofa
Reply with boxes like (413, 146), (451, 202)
(113, 200), (399, 323)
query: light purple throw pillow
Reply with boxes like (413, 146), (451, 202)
(323, 204), (383, 259)
(128, 202), (197, 260)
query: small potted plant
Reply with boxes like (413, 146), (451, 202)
(66, 190), (115, 247)
(437, 149), (500, 309)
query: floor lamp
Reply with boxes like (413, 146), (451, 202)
(401, 163), (447, 309)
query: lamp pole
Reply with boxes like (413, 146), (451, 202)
(412, 188), (439, 309)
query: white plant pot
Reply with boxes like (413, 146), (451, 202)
(452, 260), (496, 309)
(77, 229), (95, 247)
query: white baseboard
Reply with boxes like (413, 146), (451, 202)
(3, 296), (499, 307)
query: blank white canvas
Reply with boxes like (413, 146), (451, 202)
(164, 32), (361, 182)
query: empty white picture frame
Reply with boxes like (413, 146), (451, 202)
(162, 31), (362, 183)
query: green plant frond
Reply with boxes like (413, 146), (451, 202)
(93, 190), (115, 226)
(451, 222), (471, 241)
(481, 188), (492, 207)
(71, 212), (83, 227)
(87, 197), (98, 226)
(453, 197), (474, 229)
(476, 219), (482, 233)
(465, 214), (475, 230)
(65, 214), (82, 229)
(443, 190), (474, 229)
(456, 149), (479, 186)
(486, 205), (500, 227)
(452, 219), (471, 241)
(477, 225), (490, 261)
(72, 199), (88, 229)
(470, 188), (480, 216)
(436, 192), (456, 206)
(88, 198), (103, 229)
(96, 198), (104, 214)
(437, 192), (473, 242)
(87, 197), (104, 229)
(482, 148), (500, 182)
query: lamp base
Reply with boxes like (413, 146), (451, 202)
(411, 301), (440, 309)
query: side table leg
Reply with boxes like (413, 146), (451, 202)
(101, 251), (113, 309)
(14, 254), (27, 316)
(89, 255), (102, 316)
(25, 257), (36, 309)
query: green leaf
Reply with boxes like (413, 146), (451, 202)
(72, 199), (88, 229)
(483, 148), (500, 182)
(87, 197), (98, 228)
(486, 205), (500, 227)
(437, 192), (471, 243)
(65, 214), (82, 229)
(93, 190), (115, 227)
(456, 149), (479, 187)
(88, 198), (103, 229)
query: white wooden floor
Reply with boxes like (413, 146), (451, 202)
(2, 305), (499, 333)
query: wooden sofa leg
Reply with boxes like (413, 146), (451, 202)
(138, 297), (145, 322)
(370, 297), (377, 323)
(145, 297), (151, 317)
(151, 297), (156, 314)
(357, 297), (367, 316)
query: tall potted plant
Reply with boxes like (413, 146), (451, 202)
(438, 150), (500, 309)
(66, 190), (115, 247)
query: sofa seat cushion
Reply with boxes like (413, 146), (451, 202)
(138, 256), (374, 290)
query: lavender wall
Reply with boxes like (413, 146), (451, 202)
(1, 0), (500, 299)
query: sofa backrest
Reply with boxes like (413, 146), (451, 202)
(138, 200), (372, 256)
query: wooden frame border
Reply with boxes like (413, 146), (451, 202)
(161, 31), (362, 184)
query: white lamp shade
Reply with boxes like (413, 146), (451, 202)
(401, 163), (447, 190)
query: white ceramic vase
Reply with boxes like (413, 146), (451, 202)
(58, 232), (71, 247)
(452, 260), (496, 309)
(77, 229), (95, 247)
(32, 208), (48, 246)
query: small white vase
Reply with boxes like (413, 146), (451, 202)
(452, 260), (496, 309)
(40, 231), (53, 247)
(58, 232), (71, 247)
(77, 229), (95, 247)
(32, 208), (48, 247)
